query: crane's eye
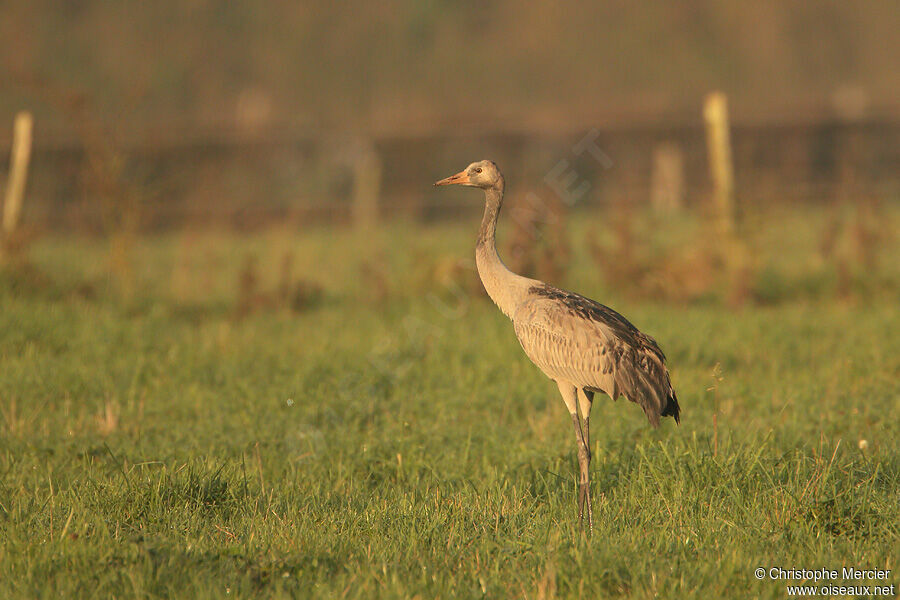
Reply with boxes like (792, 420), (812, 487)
(473, 167), (482, 174)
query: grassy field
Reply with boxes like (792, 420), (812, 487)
(1, 205), (898, 598)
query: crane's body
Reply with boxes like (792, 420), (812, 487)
(436, 160), (680, 530)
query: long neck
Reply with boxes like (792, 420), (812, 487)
(475, 181), (538, 319)
(476, 185), (503, 248)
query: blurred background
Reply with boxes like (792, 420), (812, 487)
(1, 1), (898, 306)
(4, 5), (899, 595)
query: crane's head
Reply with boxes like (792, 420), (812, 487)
(434, 160), (503, 190)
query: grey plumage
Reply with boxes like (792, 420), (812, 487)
(517, 284), (680, 427)
(436, 160), (680, 531)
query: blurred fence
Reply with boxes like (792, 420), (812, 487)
(3, 116), (899, 232)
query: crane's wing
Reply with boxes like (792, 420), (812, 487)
(512, 285), (680, 426)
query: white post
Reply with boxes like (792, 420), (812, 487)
(703, 92), (735, 235)
(3, 111), (33, 236)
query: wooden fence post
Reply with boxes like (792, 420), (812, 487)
(703, 92), (735, 235)
(650, 142), (684, 213)
(3, 111), (33, 237)
(352, 143), (381, 231)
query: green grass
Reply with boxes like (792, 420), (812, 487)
(1, 206), (898, 598)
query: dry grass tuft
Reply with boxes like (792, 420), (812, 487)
(534, 561), (558, 600)
(0, 398), (25, 436)
(358, 255), (391, 304)
(235, 252), (324, 319)
(819, 196), (892, 299)
(95, 400), (119, 436)
(587, 205), (757, 305)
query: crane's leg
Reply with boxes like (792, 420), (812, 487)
(556, 381), (591, 532)
(572, 415), (591, 532)
(577, 389), (594, 532)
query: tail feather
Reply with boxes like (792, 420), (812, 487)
(661, 389), (681, 424)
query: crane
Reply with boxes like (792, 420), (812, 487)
(435, 160), (680, 531)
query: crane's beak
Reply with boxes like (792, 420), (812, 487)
(434, 169), (470, 186)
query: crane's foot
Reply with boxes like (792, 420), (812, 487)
(584, 485), (594, 533)
(577, 481), (594, 534)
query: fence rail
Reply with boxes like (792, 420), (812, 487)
(4, 117), (899, 231)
